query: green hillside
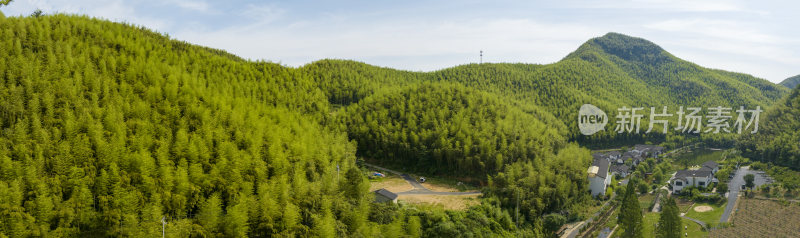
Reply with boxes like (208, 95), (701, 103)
(738, 85), (800, 169)
(343, 82), (567, 177)
(0, 13), (573, 237)
(0, 14), (371, 237)
(308, 33), (787, 146)
(0, 13), (791, 237)
(780, 74), (800, 89)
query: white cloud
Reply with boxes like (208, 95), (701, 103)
(241, 4), (284, 25)
(572, 0), (757, 13)
(2, 0), (172, 32)
(173, 17), (604, 71)
(2, 0), (797, 83)
(642, 18), (800, 81)
(167, 0), (209, 12)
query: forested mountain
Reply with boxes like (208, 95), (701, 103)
(0, 14), (370, 237)
(0, 12), (790, 238)
(343, 83), (565, 177)
(738, 85), (800, 169)
(307, 33), (787, 148)
(781, 74), (800, 89)
(0, 13), (578, 238)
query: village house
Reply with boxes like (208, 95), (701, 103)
(373, 188), (398, 203)
(610, 164), (630, 178)
(699, 160), (719, 174)
(671, 169), (713, 194)
(588, 158), (611, 197)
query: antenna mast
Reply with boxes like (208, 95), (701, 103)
(480, 50), (483, 64)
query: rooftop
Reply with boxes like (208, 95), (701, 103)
(590, 158), (610, 179)
(674, 169), (712, 179)
(374, 188), (398, 200)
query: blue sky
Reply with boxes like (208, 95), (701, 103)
(2, 0), (798, 83)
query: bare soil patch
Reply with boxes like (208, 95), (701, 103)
(693, 205), (712, 212)
(399, 194), (480, 210)
(369, 176), (413, 193)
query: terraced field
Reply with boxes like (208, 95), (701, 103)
(710, 198), (800, 238)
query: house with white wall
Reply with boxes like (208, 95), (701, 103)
(588, 158), (611, 197)
(671, 169), (713, 194)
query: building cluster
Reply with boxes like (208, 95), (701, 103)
(588, 144), (665, 197)
(670, 160), (719, 194)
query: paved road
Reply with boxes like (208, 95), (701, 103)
(400, 174), (427, 190)
(720, 166), (772, 223)
(682, 215), (706, 228)
(363, 162), (482, 195)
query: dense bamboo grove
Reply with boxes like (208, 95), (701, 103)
(0, 13), (793, 237)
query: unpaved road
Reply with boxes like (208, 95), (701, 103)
(364, 163), (482, 195)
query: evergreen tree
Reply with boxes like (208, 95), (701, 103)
(656, 197), (681, 238)
(619, 181), (644, 238)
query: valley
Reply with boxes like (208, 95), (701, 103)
(0, 11), (798, 238)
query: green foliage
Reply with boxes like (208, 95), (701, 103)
(486, 144), (592, 226)
(0, 14), (361, 237)
(0, 13), (790, 237)
(744, 174), (755, 189)
(738, 86), (800, 169)
(619, 182), (644, 238)
(780, 74), (800, 89)
(656, 197), (681, 238)
(343, 82), (565, 177)
(717, 182), (728, 195)
(31, 9), (43, 18)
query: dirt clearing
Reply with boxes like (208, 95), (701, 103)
(694, 205), (713, 212)
(399, 194), (480, 210)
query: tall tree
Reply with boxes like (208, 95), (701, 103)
(619, 181), (644, 238)
(744, 174), (755, 189)
(656, 197), (681, 238)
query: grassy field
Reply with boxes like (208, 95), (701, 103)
(672, 148), (727, 167)
(638, 194), (656, 211)
(368, 175), (414, 193)
(615, 212), (706, 238)
(643, 212), (707, 238)
(398, 194), (480, 210)
(684, 202), (727, 227)
(368, 173), (481, 210)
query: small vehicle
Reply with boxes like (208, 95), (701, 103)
(419, 177), (426, 183)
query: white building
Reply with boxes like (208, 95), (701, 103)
(671, 170), (713, 194)
(588, 158), (611, 197)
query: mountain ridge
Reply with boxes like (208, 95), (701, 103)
(781, 74), (800, 89)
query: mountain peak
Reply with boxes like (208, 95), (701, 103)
(566, 32), (674, 64)
(780, 74), (800, 89)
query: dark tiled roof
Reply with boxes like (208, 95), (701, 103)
(610, 164), (629, 174)
(674, 169), (712, 180)
(702, 161), (719, 169)
(592, 152), (606, 159)
(591, 158), (610, 179)
(634, 144), (665, 153)
(374, 188), (398, 200)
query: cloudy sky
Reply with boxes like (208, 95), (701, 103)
(2, 0), (798, 83)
